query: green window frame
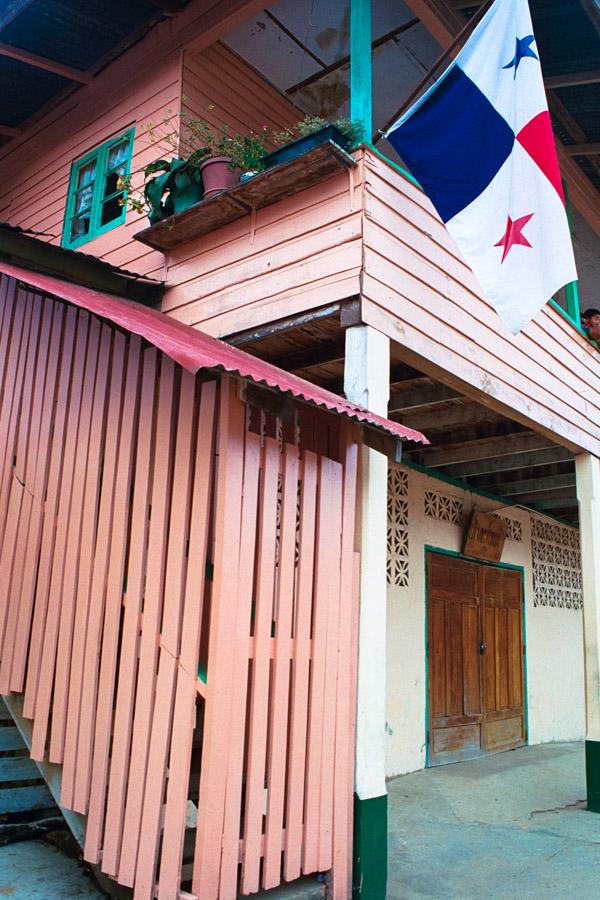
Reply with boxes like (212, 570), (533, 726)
(62, 128), (134, 250)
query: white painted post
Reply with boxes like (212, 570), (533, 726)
(575, 452), (600, 811)
(344, 324), (390, 897)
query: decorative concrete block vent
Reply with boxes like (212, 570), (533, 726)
(493, 514), (523, 542)
(424, 489), (464, 525)
(387, 466), (409, 587)
(531, 516), (582, 609)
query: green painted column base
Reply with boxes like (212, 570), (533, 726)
(353, 793), (387, 899)
(586, 740), (600, 813)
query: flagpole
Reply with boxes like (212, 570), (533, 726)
(373, 0), (496, 143)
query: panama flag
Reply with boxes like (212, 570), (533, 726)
(385, 0), (577, 334)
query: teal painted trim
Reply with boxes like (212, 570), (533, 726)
(350, 0), (373, 140)
(424, 549), (430, 767)
(62, 127), (134, 250)
(549, 298), (588, 338)
(353, 793), (387, 899)
(563, 179), (581, 327)
(424, 547), (529, 759)
(585, 740), (600, 813)
(365, 142), (422, 189)
(402, 459), (576, 528)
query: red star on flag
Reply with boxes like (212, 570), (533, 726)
(494, 213), (534, 263)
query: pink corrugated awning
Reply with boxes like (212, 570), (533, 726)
(0, 261), (428, 445)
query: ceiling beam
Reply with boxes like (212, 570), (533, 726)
(400, 401), (502, 432)
(415, 431), (554, 468)
(442, 445), (573, 478)
(0, 41), (94, 84)
(480, 472), (576, 497)
(545, 69), (600, 89)
(402, 0), (462, 48)
(389, 384), (460, 412)
(565, 142), (600, 157)
(516, 488), (577, 506)
(0, 124), (22, 138)
(270, 338), (346, 373)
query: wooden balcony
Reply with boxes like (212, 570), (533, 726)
(158, 146), (600, 462)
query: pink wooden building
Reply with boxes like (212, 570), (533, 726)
(1, 2), (600, 899)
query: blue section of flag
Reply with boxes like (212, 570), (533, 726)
(387, 66), (515, 222)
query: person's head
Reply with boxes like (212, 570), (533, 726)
(583, 308), (600, 328)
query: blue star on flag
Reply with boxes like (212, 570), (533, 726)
(502, 34), (538, 77)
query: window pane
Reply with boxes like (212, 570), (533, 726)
(107, 139), (129, 169)
(74, 184), (94, 214)
(77, 160), (96, 189)
(70, 213), (90, 241)
(104, 164), (126, 198)
(100, 194), (123, 226)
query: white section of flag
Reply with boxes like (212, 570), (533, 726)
(447, 142), (577, 334)
(458, 0), (546, 133)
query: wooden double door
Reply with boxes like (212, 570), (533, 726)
(427, 552), (526, 766)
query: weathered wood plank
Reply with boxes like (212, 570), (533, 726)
(157, 380), (217, 900)
(95, 348), (157, 876)
(118, 357), (176, 888)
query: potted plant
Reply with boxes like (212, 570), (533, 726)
(119, 156), (206, 223)
(264, 116), (365, 169)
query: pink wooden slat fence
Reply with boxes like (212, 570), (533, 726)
(0, 273), (360, 900)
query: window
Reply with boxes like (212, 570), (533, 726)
(62, 129), (134, 249)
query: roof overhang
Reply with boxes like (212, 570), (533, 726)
(0, 260), (428, 448)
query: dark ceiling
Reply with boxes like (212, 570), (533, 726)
(0, 0), (189, 145)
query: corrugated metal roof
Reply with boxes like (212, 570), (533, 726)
(0, 260), (429, 446)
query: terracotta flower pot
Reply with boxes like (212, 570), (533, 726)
(199, 156), (241, 199)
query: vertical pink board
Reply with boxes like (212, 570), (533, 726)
(83, 335), (142, 863)
(240, 437), (280, 895)
(63, 331), (126, 812)
(302, 458), (334, 874)
(22, 307), (78, 718)
(330, 432), (359, 899)
(263, 445), (299, 888)
(96, 348), (157, 876)
(317, 461), (344, 872)
(50, 321), (109, 765)
(284, 452), (318, 881)
(118, 357), (175, 887)
(157, 380), (217, 900)
(218, 429), (261, 900)
(0, 295), (51, 693)
(134, 371), (196, 899)
(29, 311), (93, 761)
(193, 379), (246, 900)
(9, 302), (65, 694)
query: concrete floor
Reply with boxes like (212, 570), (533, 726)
(388, 742), (600, 899)
(0, 839), (105, 899)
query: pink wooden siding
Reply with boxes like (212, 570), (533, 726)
(161, 162), (364, 336)
(160, 146), (600, 457)
(359, 150), (600, 457)
(0, 274), (359, 900)
(0, 14), (299, 280)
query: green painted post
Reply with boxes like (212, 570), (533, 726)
(562, 179), (581, 326)
(350, 0), (372, 141)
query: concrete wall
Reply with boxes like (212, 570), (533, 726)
(385, 464), (585, 778)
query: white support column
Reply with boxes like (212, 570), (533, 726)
(344, 324), (390, 898)
(575, 452), (600, 811)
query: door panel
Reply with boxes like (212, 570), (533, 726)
(427, 555), (482, 765)
(428, 553), (525, 766)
